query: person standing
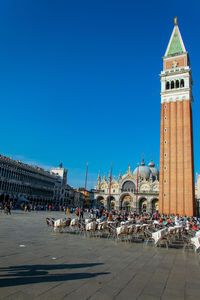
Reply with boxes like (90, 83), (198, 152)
(81, 208), (84, 219)
(7, 203), (11, 215)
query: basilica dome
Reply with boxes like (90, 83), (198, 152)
(148, 160), (159, 178)
(133, 160), (151, 179)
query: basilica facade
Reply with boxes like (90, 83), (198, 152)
(93, 160), (159, 213)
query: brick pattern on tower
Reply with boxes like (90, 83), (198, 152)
(159, 20), (195, 216)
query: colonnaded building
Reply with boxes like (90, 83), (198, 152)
(93, 160), (159, 213)
(0, 155), (84, 208)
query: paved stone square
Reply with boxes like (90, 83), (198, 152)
(0, 211), (199, 300)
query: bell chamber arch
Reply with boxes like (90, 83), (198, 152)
(122, 181), (136, 192)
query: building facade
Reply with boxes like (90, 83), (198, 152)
(0, 155), (57, 205)
(50, 163), (67, 185)
(93, 160), (159, 213)
(75, 188), (91, 208)
(159, 19), (195, 216)
(54, 183), (84, 208)
(0, 155), (84, 208)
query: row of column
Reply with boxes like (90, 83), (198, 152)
(0, 165), (54, 188)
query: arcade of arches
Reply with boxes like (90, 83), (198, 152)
(94, 163), (160, 213)
(121, 194), (133, 212)
(95, 193), (159, 213)
(0, 155), (84, 209)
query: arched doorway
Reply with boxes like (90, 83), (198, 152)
(139, 198), (147, 213)
(123, 201), (131, 212)
(121, 194), (133, 212)
(151, 198), (159, 213)
(106, 196), (115, 210)
(96, 196), (105, 208)
(111, 201), (115, 209)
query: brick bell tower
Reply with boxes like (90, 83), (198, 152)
(159, 18), (195, 216)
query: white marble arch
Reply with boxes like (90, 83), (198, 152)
(119, 192), (134, 209)
(106, 195), (116, 209)
(138, 196), (148, 212)
(150, 197), (159, 213)
(120, 176), (137, 187)
(96, 196), (106, 207)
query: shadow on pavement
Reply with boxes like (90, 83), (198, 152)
(0, 263), (109, 287)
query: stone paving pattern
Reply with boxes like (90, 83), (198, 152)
(0, 211), (199, 300)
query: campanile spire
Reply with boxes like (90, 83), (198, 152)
(159, 19), (195, 216)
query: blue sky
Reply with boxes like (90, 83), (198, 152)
(0, 0), (200, 189)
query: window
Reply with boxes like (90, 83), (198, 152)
(122, 181), (135, 192)
(164, 166), (167, 171)
(171, 81), (175, 89)
(164, 180), (167, 184)
(176, 80), (179, 88)
(164, 105), (167, 109)
(164, 116), (167, 120)
(180, 79), (184, 87)
(164, 153), (167, 157)
(166, 82), (170, 90)
(164, 128), (167, 133)
(164, 140), (167, 144)
(163, 193), (167, 198)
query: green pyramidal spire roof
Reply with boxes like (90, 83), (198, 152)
(168, 28), (184, 55)
(165, 22), (186, 57)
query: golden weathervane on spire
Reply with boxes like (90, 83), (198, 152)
(174, 17), (177, 25)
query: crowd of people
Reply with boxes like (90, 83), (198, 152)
(0, 202), (12, 215)
(86, 209), (200, 231)
(63, 208), (200, 232)
(1, 201), (200, 232)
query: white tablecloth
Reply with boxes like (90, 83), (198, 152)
(191, 236), (200, 251)
(195, 230), (200, 237)
(54, 219), (63, 227)
(152, 229), (167, 244)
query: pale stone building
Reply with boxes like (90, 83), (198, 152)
(50, 163), (67, 185)
(0, 154), (57, 205)
(93, 160), (159, 213)
(0, 155), (84, 208)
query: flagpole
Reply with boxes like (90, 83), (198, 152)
(83, 162), (88, 208)
(108, 163), (113, 210)
(85, 162), (88, 192)
(79, 162), (88, 219)
(136, 163), (139, 210)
